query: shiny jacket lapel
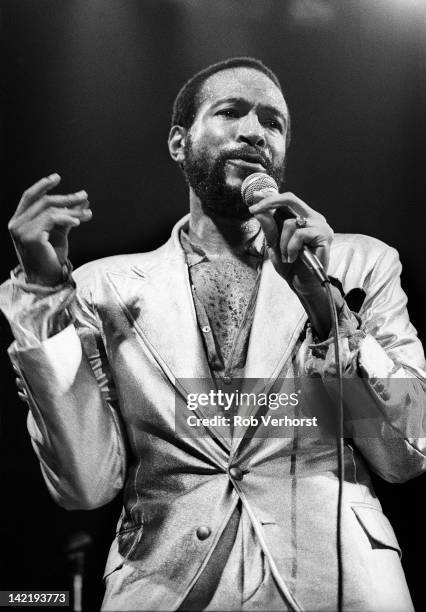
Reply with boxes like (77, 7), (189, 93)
(105, 216), (232, 451)
(245, 258), (307, 379)
(231, 257), (308, 444)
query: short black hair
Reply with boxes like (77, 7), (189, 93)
(171, 57), (291, 148)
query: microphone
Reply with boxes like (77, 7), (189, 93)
(241, 172), (329, 284)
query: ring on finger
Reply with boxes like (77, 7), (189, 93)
(295, 215), (307, 229)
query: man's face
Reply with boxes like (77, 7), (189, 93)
(182, 67), (289, 219)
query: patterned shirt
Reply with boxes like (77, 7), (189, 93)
(180, 227), (265, 381)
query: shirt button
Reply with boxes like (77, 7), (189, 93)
(201, 326), (211, 333)
(229, 466), (243, 481)
(196, 526), (211, 540)
(223, 375), (232, 384)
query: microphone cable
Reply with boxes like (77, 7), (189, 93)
(296, 255), (344, 612)
(323, 280), (344, 612)
(241, 172), (345, 612)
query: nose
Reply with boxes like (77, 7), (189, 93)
(237, 111), (266, 148)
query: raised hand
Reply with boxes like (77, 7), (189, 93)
(8, 174), (92, 286)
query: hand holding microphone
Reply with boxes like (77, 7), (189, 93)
(241, 173), (333, 290)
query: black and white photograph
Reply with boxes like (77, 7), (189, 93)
(1, 1), (425, 611)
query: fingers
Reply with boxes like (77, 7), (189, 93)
(36, 207), (92, 233)
(9, 194), (91, 240)
(279, 218), (318, 263)
(14, 175), (90, 224)
(253, 209), (280, 249)
(249, 191), (323, 221)
(249, 208), (288, 276)
(20, 191), (90, 222)
(249, 190), (332, 267)
(279, 218), (298, 262)
(285, 227), (323, 263)
(12, 207), (92, 244)
(16, 173), (62, 214)
(15, 375), (28, 403)
(281, 222), (332, 267)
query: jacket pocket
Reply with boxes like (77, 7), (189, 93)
(351, 504), (401, 558)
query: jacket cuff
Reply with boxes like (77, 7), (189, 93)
(0, 264), (77, 348)
(305, 304), (365, 376)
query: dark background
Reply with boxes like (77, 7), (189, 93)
(1, 1), (425, 609)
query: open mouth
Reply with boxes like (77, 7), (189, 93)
(227, 157), (266, 170)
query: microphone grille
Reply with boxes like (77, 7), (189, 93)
(241, 172), (278, 207)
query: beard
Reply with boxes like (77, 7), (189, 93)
(182, 135), (286, 220)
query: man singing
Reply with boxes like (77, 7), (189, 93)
(1, 57), (425, 611)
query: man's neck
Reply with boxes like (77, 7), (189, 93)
(188, 196), (261, 260)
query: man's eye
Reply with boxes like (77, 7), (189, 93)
(264, 118), (282, 131)
(217, 109), (239, 118)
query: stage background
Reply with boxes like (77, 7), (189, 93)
(1, 1), (425, 609)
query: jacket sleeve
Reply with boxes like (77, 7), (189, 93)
(1, 271), (127, 510)
(305, 243), (426, 483)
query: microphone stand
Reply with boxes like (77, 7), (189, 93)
(65, 531), (93, 612)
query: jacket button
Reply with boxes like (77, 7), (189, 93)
(229, 466), (243, 481)
(196, 526), (211, 540)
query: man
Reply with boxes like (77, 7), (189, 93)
(1, 57), (425, 611)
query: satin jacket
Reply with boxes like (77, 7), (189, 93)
(5, 215), (426, 611)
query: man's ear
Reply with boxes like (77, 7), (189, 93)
(168, 125), (187, 164)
